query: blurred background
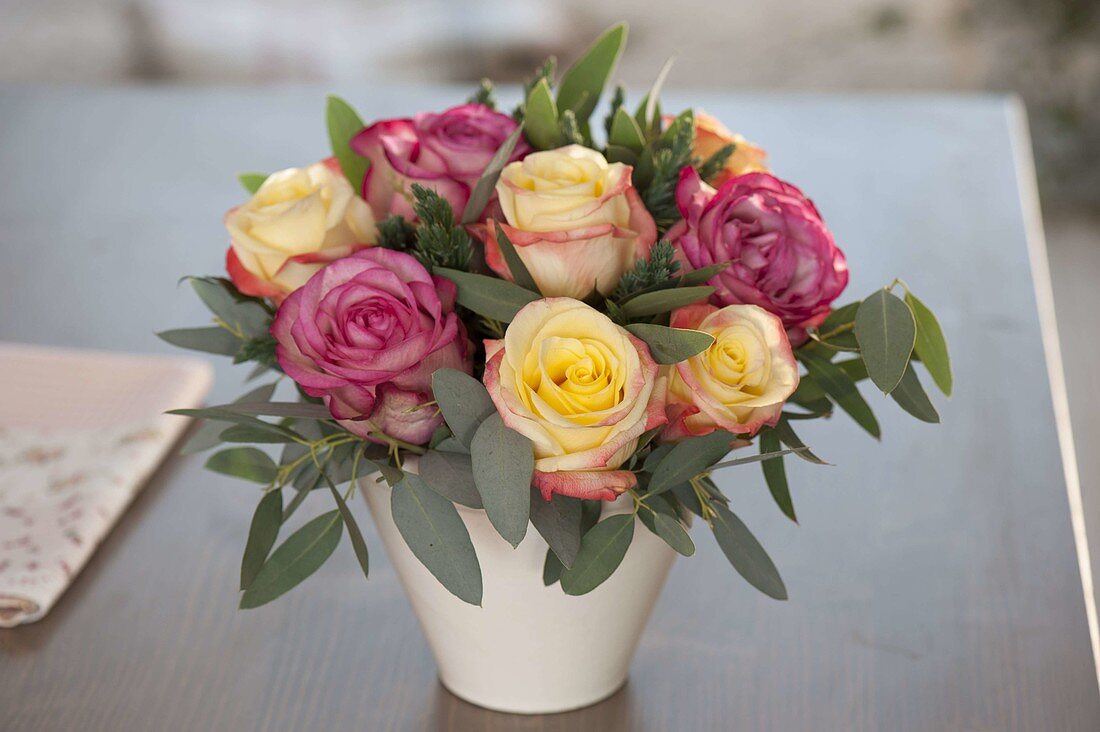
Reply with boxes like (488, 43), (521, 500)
(1, 0), (1098, 508)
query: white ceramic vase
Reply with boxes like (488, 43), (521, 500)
(360, 463), (678, 715)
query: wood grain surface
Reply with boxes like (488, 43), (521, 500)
(0, 87), (1097, 731)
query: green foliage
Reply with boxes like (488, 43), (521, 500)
(431, 368), (498, 448)
(603, 84), (626, 139)
(710, 502), (788, 600)
(890, 363), (940, 423)
(560, 109), (585, 145)
(240, 510), (343, 609)
(435, 268), (540, 323)
(326, 95), (370, 192)
(410, 184), (473, 271)
(854, 288), (916, 393)
(522, 78), (562, 149)
(619, 286), (714, 321)
(640, 112), (695, 231)
(512, 56), (557, 122)
(466, 78), (497, 110)
(556, 22), (627, 127)
(240, 489), (283, 590)
(695, 143), (735, 184)
(625, 323), (714, 364)
(529, 490), (583, 568)
(461, 125), (526, 224)
(760, 430), (796, 522)
(560, 514), (635, 595)
(238, 172), (268, 194)
(647, 430), (735, 496)
(206, 447), (278, 484)
(612, 239), (681, 301)
(376, 215), (416, 251)
(471, 413), (534, 547)
(905, 290), (952, 396)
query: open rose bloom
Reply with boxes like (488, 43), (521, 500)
(167, 22), (949, 617)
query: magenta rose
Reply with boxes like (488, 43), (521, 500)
(350, 103), (531, 222)
(272, 248), (470, 444)
(668, 167), (848, 340)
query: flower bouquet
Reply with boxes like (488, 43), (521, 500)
(162, 23), (951, 714)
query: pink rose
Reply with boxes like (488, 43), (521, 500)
(663, 303), (799, 441)
(668, 167), (848, 341)
(350, 103), (530, 222)
(272, 248), (470, 445)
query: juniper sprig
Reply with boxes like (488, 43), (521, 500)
(376, 215), (417, 252)
(467, 78), (497, 110)
(695, 142), (736, 185)
(612, 239), (681, 301)
(410, 184), (473, 271)
(642, 120), (695, 233)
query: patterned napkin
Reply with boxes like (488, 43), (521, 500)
(0, 344), (212, 627)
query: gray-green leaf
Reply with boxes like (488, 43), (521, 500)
(418, 449), (483, 508)
(239, 510), (342, 608)
(326, 95), (370, 192)
(461, 125), (525, 225)
(556, 23), (627, 124)
(760, 430), (796, 522)
(326, 477), (369, 580)
(529, 489), (582, 567)
(560, 514), (635, 596)
(391, 474), (483, 605)
(493, 224), (540, 294)
(905, 291), (952, 396)
(799, 352), (881, 439)
(625, 323), (714, 364)
(240, 489), (283, 590)
(187, 277), (270, 338)
(523, 78), (561, 149)
(206, 447), (278, 484)
(854, 288), (916, 394)
(648, 430), (735, 496)
(652, 512), (694, 556)
(471, 413), (533, 547)
(890, 362), (940, 423)
(710, 503), (787, 600)
(157, 326), (240, 356)
(620, 286), (715, 320)
(608, 106), (645, 151)
(431, 368), (497, 448)
(435, 268), (540, 323)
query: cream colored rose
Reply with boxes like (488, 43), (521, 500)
(482, 297), (665, 501)
(483, 145), (656, 299)
(663, 303), (799, 441)
(692, 111), (768, 186)
(225, 158), (377, 300)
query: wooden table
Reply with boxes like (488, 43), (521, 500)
(1, 87), (1097, 731)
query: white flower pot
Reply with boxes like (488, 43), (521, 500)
(360, 464), (678, 715)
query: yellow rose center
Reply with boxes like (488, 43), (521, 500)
(520, 336), (624, 424)
(692, 323), (771, 404)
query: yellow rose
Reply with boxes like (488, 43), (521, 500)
(663, 303), (799, 441)
(225, 158), (377, 300)
(692, 110), (768, 186)
(482, 297), (665, 501)
(482, 145), (656, 299)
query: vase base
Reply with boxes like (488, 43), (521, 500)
(437, 673), (628, 716)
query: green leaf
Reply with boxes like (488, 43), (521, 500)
(435, 267), (540, 323)
(708, 448), (800, 471)
(560, 514), (635, 596)
(821, 300), (861, 331)
(157, 326), (240, 356)
(523, 78), (561, 149)
(608, 106), (646, 151)
(678, 262), (729, 287)
(760, 430), (796, 522)
(543, 548), (564, 586)
(239, 510), (343, 609)
(238, 172), (268, 194)
(325, 476), (369, 580)
(182, 382), (276, 455)
(218, 424), (299, 444)
(529, 490), (582, 567)
(905, 291), (952, 396)
(193, 401), (332, 419)
(326, 95), (370, 192)
(773, 419), (828, 465)
(619, 286), (715, 320)
(635, 57), (674, 137)
(890, 362), (940, 423)
(492, 224), (540, 294)
(556, 23), (627, 124)
(187, 277), (270, 338)
(391, 474), (483, 605)
(652, 512), (694, 556)
(710, 503), (787, 600)
(240, 489), (283, 590)
(671, 482), (704, 517)
(648, 430), (734, 496)
(431, 368), (497, 448)
(418, 449), (482, 508)
(206, 447), (278, 484)
(799, 351), (881, 439)
(461, 124), (525, 224)
(854, 288), (916, 394)
(471, 413), (534, 547)
(625, 323), (714, 364)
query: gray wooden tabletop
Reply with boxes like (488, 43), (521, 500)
(1, 86), (1097, 731)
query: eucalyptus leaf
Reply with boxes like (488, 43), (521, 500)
(206, 447), (278, 484)
(493, 224), (540, 294)
(652, 512), (695, 556)
(619, 286), (715, 319)
(461, 125), (525, 224)
(435, 268), (540, 323)
(670, 482), (704, 517)
(240, 489), (283, 590)
(238, 172), (268, 194)
(543, 549), (564, 586)
(418, 450), (483, 508)
(560, 514), (635, 596)
(391, 474), (483, 605)
(609, 106), (646, 150)
(431, 368), (497, 448)
(648, 430), (735, 496)
(187, 277), (270, 338)
(239, 510), (343, 608)
(773, 419), (828, 465)
(471, 413), (534, 547)
(710, 503), (787, 600)
(890, 363), (940, 423)
(218, 424), (299, 444)
(182, 382), (278, 455)
(820, 300), (860, 331)
(905, 291), (952, 396)
(325, 475), (369, 580)
(157, 326), (240, 356)
(556, 22), (627, 124)
(760, 430), (796, 522)
(529, 490), (582, 568)
(523, 78), (561, 149)
(678, 262), (729, 287)
(854, 288), (916, 394)
(799, 352), (881, 439)
(625, 323), (714, 364)
(206, 401), (333, 419)
(326, 95), (370, 192)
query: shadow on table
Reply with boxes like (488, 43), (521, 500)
(428, 681), (651, 731)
